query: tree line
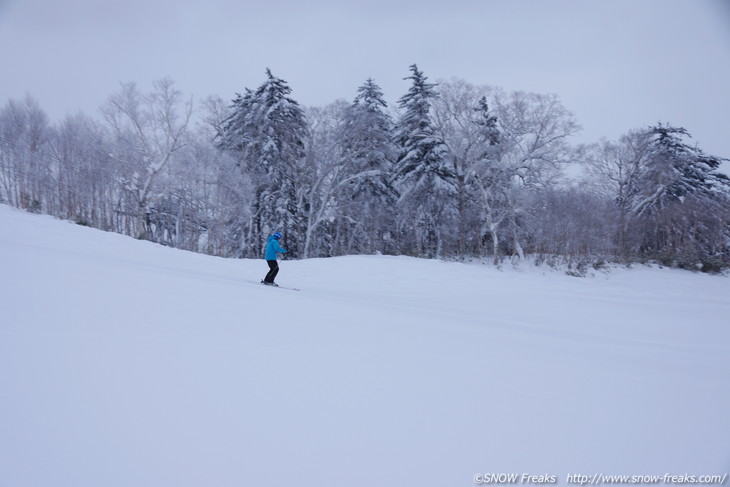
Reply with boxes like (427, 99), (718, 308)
(2, 66), (729, 272)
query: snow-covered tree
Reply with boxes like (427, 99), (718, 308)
(586, 124), (730, 267)
(335, 79), (397, 254)
(102, 78), (192, 240)
(479, 90), (579, 262)
(0, 96), (51, 212)
(632, 124), (729, 214)
(432, 80), (500, 256)
(392, 65), (457, 257)
(48, 112), (117, 229)
(216, 69), (308, 257)
(299, 101), (349, 258)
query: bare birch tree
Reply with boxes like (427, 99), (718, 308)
(102, 78), (192, 239)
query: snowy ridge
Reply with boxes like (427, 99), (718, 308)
(1, 204), (729, 487)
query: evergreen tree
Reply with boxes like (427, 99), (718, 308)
(216, 69), (308, 257)
(474, 95), (500, 146)
(636, 124), (729, 211)
(586, 123), (730, 269)
(627, 123), (730, 266)
(337, 79), (397, 254)
(392, 65), (457, 257)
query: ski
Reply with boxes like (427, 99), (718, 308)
(275, 285), (301, 292)
(260, 280), (301, 291)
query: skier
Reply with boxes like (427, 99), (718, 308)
(262, 232), (287, 286)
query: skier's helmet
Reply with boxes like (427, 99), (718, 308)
(273, 232), (282, 239)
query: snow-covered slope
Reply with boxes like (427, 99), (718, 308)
(1, 204), (728, 487)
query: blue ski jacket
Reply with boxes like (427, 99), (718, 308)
(264, 235), (287, 260)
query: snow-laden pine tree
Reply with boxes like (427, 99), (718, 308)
(336, 78), (397, 254)
(632, 124), (729, 211)
(586, 123), (730, 269)
(216, 69), (308, 257)
(392, 65), (457, 257)
(625, 124), (730, 267)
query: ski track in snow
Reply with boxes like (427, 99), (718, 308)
(1, 204), (729, 487)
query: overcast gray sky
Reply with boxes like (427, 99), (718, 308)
(1, 0), (729, 165)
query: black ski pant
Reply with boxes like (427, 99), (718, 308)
(264, 260), (279, 283)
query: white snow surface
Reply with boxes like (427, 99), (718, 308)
(1, 204), (729, 486)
